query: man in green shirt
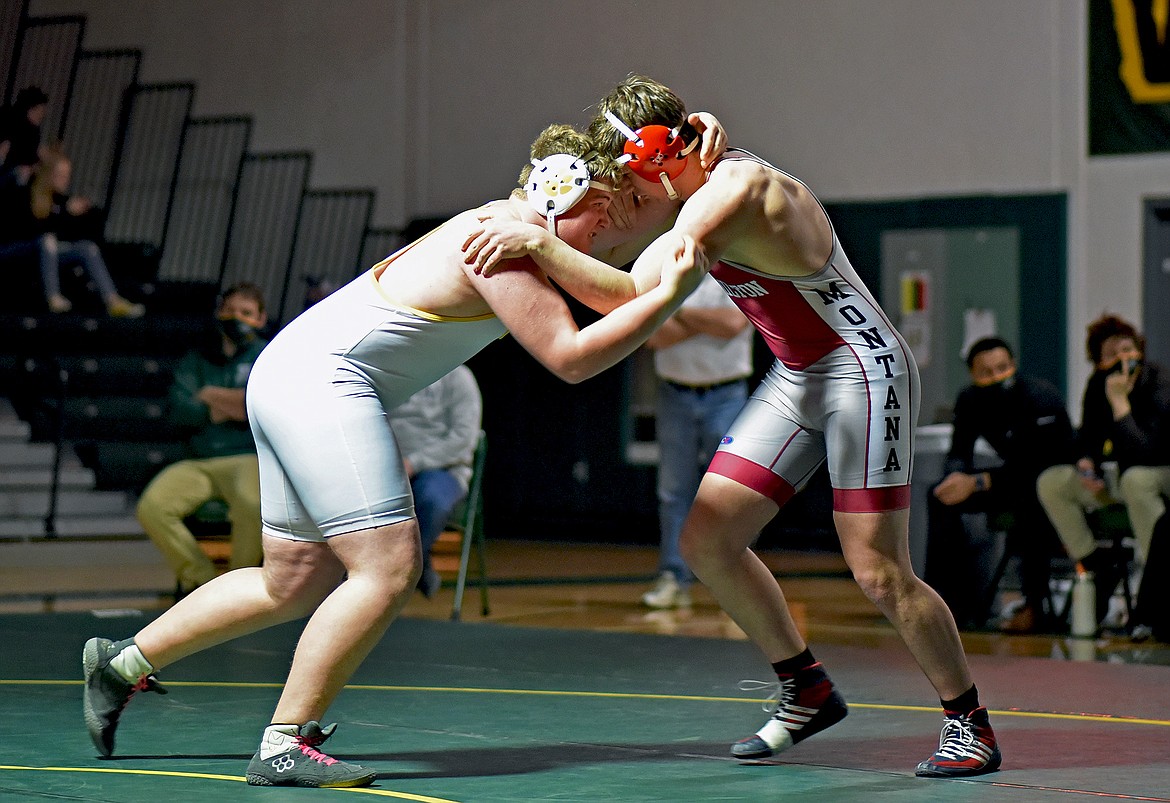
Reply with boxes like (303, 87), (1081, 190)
(136, 283), (268, 596)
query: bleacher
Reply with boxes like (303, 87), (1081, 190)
(0, 1), (402, 601)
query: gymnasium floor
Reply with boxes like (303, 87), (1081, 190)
(2, 541), (1169, 802)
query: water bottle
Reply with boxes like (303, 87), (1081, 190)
(1070, 570), (1097, 638)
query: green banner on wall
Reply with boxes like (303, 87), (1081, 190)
(1090, 0), (1170, 155)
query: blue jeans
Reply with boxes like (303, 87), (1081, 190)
(656, 379), (748, 586)
(411, 469), (467, 572)
(0, 234), (119, 300)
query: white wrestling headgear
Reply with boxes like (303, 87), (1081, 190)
(526, 152), (613, 233)
(603, 110), (698, 201)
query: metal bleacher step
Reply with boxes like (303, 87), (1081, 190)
(0, 466), (96, 490)
(0, 418), (30, 441)
(0, 513), (144, 539)
(0, 488), (134, 517)
(0, 441), (63, 466)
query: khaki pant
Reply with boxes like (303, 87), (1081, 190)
(1036, 463), (1170, 563)
(136, 453), (262, 590)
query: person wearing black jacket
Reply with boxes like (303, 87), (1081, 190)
(0, 86), (47, 186)
(925, 337), (1077, 633)
(1037, 315), (1170, 623)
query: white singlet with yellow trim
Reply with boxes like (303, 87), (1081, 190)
(246, 250), (506, 541)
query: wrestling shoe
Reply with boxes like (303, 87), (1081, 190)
(731, 663), (848, 759)
(82, 637), (168, 756)
(642, 572), (691, 609)
(246, 721), (377, 788)
(915, 706), (1002, 777)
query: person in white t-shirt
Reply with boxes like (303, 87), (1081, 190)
(642, 274), (752, 608)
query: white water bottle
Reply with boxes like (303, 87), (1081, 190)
(1070, 570), (1097, 638)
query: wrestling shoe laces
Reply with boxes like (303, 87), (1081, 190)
(915, 706), (1002, 777)
(245, 721), (377, 788)
(82, 636), (168, 757)
(295, 723), (338, 765)
(731, 663), (848, 760)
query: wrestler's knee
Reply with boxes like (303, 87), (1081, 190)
(333, 521), (423, 595)
(850, 557), (908, 607)
(262, 540), (343, 611)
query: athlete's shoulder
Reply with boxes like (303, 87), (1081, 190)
(689, 160), (759, 212)
(709, 152), (773, 184)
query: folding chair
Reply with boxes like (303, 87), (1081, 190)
(982, 503), (1136, 627)
(451, 429), (490, 621)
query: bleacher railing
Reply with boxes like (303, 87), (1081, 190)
(62, 49), (141, 209)
(104, 82), (194, 251)
(0, 0), (28, 103)
(219, 152), (312, 320)
(159, 115), (252, 284)
(8, 15), (84, 143)
(280, 189), (375, 323)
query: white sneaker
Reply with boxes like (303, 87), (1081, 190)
(642, 572), (691, 608)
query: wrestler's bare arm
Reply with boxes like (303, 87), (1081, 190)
(461, 236), (706, 383)
(616, 168), (753, 292)
(462, 221), (641, 313)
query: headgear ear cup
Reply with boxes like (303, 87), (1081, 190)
(604, 110), (697, 200)
(526, 153), (613, 233)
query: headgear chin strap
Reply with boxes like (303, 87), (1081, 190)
(526, 153), (613, 233)
(604, 110), (698, 200)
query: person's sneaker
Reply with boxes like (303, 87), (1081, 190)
(731, 663), (849, 759)
(82, 637), (168, 756)
(245, 722), (377, 788)
(1000, 603), (1039, 634)
(642, 572), (691, 608)
(47, 294), (72, 313)
(915, 706), (1002, 777)
(106, 296), (145, 318)
(1130, 623), (1153, 643)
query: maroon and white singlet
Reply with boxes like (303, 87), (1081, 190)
(707, 151), (919, 513)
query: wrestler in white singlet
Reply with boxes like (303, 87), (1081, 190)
(707, 151), (920, 514)
(245, 252), (505, 542)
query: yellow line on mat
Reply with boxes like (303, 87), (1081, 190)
(0, 765), (458, 801)
(8, 679), (1170, 727)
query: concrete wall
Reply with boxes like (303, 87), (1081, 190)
(29, 0), (1166, 399)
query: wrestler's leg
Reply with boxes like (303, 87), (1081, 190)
(679, 474), (803, 658)
(835, 507), (972, 699)
(135, 533), (345, 668)
(273, 518), (421, 723)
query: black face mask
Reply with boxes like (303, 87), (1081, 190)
(1108, 357), (1142, 376)
(216, 317), (258, 347)
(972, 373), (1016, 398)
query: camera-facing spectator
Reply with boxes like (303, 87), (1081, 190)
(1036, 314), (1170, 626)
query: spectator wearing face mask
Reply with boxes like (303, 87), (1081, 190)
(1036, 315), (1170, 628)
(136, 283), (269, 597)
(923, 337), (1077, 633)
